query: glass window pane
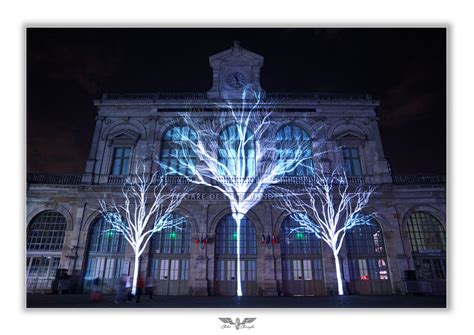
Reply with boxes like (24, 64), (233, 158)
(218, 124), (255, 177)
(407, 212), (446, 253)
(280, 216), (321, 255)
(111, 147), (131, 176)
(276, 125), (313, 176)
(215, 215), (256, 255)
(27, 211), (67, 251)
(342, 147), (362, 176)
(151, 214), (191, 254)
(161, 126), (196, 176)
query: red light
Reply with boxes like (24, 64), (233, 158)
(360, 275), (369, 280)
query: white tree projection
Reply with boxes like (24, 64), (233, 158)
(274, 161), (376, 295)
(99, 159), (188, 296)
(160, 88), (321, 296)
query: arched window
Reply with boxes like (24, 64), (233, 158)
(280, 216), (321, 255)
(276, 125), (313, 176)
(215, 215), (257, 255)
(407, 212), (446, 253)
(83, 216), (126, 293)
(346, 223), (386, 257)
(279, 215), (325, 296)
(218, 124), (256, 177)
(149, 214), (192, 295)
(26, 211), (67, 292)
(346, 220), (391, 294)
(27, 210), (67, 251)
(214, 214), (257, 296)
(87, 216), (126, 254)
(150, 214), (191, 254)
(161, 125), (196, 176)
(406, 212), (446, 293)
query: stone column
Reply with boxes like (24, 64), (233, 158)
(190, 203), (209, 296)
(82, 116), (104, 184)
(191, 241), (209, 296)
(261, 204), (278, 296)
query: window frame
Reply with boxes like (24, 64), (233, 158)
(110, 146), (132, 176)
(275, 124), (314, 176)
(342, 146), (363, 176)
(217, 124), (256, 177)
(160, 125), (197, 176)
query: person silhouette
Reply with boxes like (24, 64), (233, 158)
(135, 275), (144, 303)
(145, 276), (154, 300)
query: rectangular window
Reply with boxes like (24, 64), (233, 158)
(215, 260), (225, 281)
(159, 259), (169, 280)
(247, 260), (256, 281)
(180, 260), (189, 280)
(111, 147), (131, 176)
(293, 260), (303, 280)
(358, 259), (369, 280)
(313, 259), (323, 280)
(240, 261), (246, 281)
(303, 260), (313, 280)
(343, 147), (362, 176)
(227, 260), (236, 281)
(104, 258), (115, 279)
(151, 259), (160, 279)
(170, 260), (179, 280)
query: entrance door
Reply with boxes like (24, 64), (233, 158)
(281, 258), (325, 296)
(26, 256), (61, 292)
(83, 256), (125, 293)
(214, 259), (257, 296)
(83, 217), (126, 293)
(153, 258), (190, 295)
(414, 257), (446, 295)
(348, 258), (391, 295)
(214, 214), (258, 296)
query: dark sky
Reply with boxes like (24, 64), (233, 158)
(27, 28), (446, 176)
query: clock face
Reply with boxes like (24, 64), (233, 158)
(226, 71), (247, 88)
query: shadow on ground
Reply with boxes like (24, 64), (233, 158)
(26, 294), (446, 308)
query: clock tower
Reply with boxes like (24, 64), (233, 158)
(207, 41), (265, 100)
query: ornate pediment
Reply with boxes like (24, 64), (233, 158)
(107, 128), (141, 143)
(207, 41), (265, 100)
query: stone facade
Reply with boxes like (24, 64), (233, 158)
(26, 42), (446, 296)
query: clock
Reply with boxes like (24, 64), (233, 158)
(226, 71), (247, 88)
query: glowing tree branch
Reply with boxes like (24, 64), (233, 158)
(274, 161), (376, 295)
(99, 159), (189, 296)
(159, 87), (320, 296)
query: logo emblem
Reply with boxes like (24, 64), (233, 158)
(219, 317), (256, 330)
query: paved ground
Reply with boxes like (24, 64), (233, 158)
(26, 293), (446, 308)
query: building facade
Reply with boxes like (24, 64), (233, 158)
(26, 42), (446, 296)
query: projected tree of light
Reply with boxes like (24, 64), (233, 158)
(159, 87), (320, 296)
(274, 161), (376, 295)
(98, 159), (189, 296)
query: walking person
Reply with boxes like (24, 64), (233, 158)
(125, 275), (133, 303)
(136, 275), (144, 303)
(90, 277), (102, 302)
(114, 275), (127, 304)
(145, 276), (154, 300)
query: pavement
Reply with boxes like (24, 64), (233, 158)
(26, 293), (446, 308)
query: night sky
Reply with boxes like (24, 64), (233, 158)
(26, 28), (446, 176)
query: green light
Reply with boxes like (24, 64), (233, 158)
(295, 232), (304, 240)
(105, 231), (114, 238)
(232, 231), (238, 240)
(169, 231), (177, 239)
